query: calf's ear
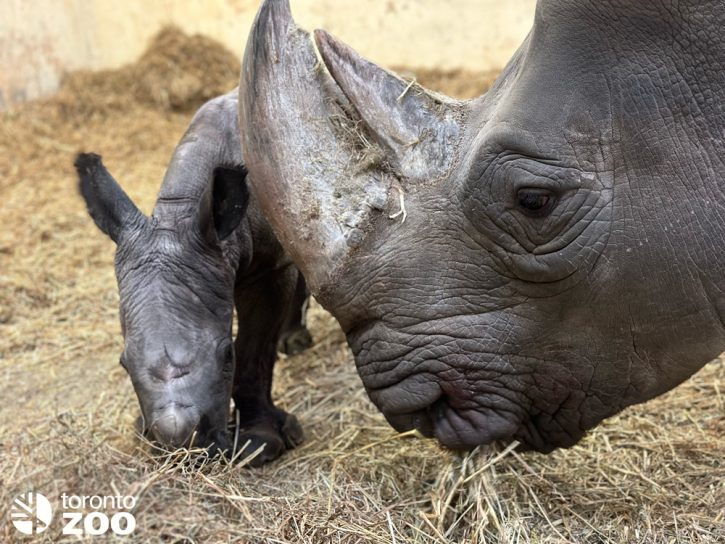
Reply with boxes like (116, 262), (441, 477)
(198, 165), (250, 243)
(75, 153), (146, 243)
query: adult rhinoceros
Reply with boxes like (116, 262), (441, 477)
(238, 0), (725, 452)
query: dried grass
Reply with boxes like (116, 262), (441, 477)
(46, 27), (240, 122)
(394, 68), (500, 100)
(1, 27), (723, 544)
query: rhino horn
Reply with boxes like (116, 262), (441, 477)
(314, 29), (463, 181)
(239, 0), (463, 295)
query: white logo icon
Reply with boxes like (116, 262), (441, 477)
(11, 492), (53, 535)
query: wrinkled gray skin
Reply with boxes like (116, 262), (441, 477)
(77, 91), (312, 465)
(239, 0), (725, 451)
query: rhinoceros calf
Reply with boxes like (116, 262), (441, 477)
(76, 90), (311, 465)
(239, 0), (725, 452)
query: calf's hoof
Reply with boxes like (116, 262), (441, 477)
(232, 410), (303, 467)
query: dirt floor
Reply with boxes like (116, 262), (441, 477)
(0, 28), (723, 544)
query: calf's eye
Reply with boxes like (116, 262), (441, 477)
(517, 188), (555, 216)
(219, 342), (234, 371)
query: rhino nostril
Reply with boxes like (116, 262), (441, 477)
(150, 405), (200, 447)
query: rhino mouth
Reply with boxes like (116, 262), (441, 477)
(385, 396), (525, 450)
(379, 387), (587, 452)
(137, 398), (231, 454)
(378, 388), (528, 451)
(350, 321), (591, 452)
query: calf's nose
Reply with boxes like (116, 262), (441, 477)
(150, 405), (200, 448)
(151, 364), (191, 382)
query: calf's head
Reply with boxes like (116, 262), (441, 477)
(77, 153), (248, 451)
(240, 0), (725, 451)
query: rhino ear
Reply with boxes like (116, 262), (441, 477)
(198, 165), (249, 243)
(314, 29), (461, 181)
(75, 153), (146, 244)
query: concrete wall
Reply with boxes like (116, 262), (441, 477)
(0, 0), (536, 110)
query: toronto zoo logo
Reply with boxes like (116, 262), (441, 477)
(10, 491), (136, 537)
(11, 492), (53, 535)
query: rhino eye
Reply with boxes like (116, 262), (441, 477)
(517, 188), (555, 217)
(218, 342), (234, 372)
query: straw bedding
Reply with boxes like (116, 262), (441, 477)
(0, 27), (722, 543)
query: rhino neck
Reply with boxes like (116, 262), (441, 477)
(149, 91), (248, 271)
(154, 90), (242, 219)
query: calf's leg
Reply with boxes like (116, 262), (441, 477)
(277, 273), (313, 355)
(232, 265), (305, 466)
